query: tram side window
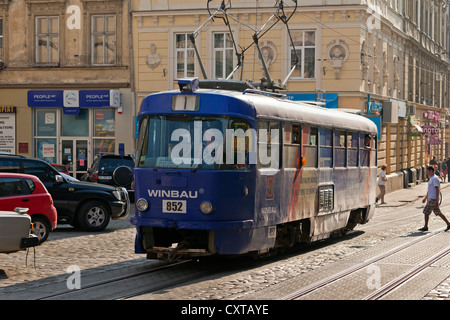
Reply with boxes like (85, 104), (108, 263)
(302, 126), (317, 168)
(370, 135), (377, 167)
(319, 128), (332, 168)
(283, 123), (301, 169)
(334, 130), (346, 167)
(258, 121), (281, 169)
(347, 131), (358, 167)
(359, 133), (371, 167)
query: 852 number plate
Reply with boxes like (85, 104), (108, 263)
(162, 200), (186, 213)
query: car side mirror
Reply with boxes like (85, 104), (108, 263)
(55, 175), (64, 183)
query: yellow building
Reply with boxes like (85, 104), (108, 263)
(0, 0), (134, 178)
(131, 0), (449, 192)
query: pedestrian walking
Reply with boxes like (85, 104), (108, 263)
(376, 165), (387, 204)
(446, 158), (450, 182)
(442, 159), (448, 183)
(419, 166), (450, 232)
(430, 156), (437, 166)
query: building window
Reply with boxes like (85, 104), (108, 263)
(91, 14), (116, 65)
(175, 33), (195, 79)
(213, 32), (234, 79)
(289, 30), (316, 79)
(93, 109), (116, 156)
(35, 16), (59, 64)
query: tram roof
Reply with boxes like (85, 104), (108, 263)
(140, 88), (378, 134)
(236, 90), (378, 134)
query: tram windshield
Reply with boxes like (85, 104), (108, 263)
(137, 115), (253, 170)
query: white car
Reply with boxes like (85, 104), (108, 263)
(0, 208), (39, 254)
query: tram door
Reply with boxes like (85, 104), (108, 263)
(61, 139), (90, 179)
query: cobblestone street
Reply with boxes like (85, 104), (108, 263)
(2, 184), (450, 300)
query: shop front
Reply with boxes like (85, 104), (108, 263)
(28, 89), (132, 179)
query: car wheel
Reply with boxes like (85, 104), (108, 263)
(78, 201), (110, 231)
(31, 216), (51, 244)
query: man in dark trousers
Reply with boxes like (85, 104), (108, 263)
(446, 158), (450, 182)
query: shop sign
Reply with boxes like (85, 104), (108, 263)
(366, 94), (382, 115)
(79, 90), (110, 107)
(423, 110), (440, 123)
(0, 106), (15, 153)
(63, 90), (79, 108)
(28, 90), (63, 107)
(427, 135), (442, 145)
(28, 90), (120, 108)
(421, 125), (439, 136)
(79, 90), (120, 107)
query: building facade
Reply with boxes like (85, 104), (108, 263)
(0, 0), (134, 179)
(131, 0), (449, 191)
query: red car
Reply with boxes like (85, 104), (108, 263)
(0, 173), (57, 243)
(50, 163), (69, 174)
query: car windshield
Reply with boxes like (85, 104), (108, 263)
(136, 115), (253, 170)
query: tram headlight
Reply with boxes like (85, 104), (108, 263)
(200, 201), (213, 215)
(136, 198), (149, 211)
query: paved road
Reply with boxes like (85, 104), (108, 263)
(1, 183), (450, 300)
(0, 208), (144, 295)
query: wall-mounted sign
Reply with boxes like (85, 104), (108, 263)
(427, 135), (442, 145)
(63, 90), (79, 108)
(423, 110), (440, 123)
(0, 106), (16, 154)
(28, 90), (63, 107)
(366, 94), (382, 115)
(28, 90), (121, 108)
(421, 125), (439, 136)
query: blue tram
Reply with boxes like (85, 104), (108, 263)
(131, 78), (378, 260)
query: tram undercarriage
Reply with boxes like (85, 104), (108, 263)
(138, 205), (374, 261)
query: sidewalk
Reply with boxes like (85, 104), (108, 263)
(377, 180), (450, 208)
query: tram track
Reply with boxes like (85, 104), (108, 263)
(282, 226), (450, 300)
(363, 244), (450, 300)
(34, 259), (218, 300)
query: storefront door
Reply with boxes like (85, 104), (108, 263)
(61, 139), (90, 180)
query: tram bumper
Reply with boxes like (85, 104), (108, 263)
(130, 216), (254, 229)
(131, 217), (263, 258)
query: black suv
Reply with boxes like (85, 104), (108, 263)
(84, 153), (135, 200)
(0, 155), (130, 232)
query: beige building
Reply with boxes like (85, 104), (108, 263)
(131, 0), (449, 191)
(0, 0), (134, 179)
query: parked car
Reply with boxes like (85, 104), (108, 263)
(0, 173), (57, 243)
(0, 155), (130, 232)
(0, 208), (39, 254)
(51, 163), (69, 174)
(84, 153), (135, 200)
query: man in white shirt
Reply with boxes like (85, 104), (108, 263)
(376, 165), (387, 204)
(420, 166), (450, 232)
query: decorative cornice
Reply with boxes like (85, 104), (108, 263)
(81, 0), (123, 12)
(25, 0), (65, 14)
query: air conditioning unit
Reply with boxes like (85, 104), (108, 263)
(408, 104), (416, 115)
(382, 101), (399, 124)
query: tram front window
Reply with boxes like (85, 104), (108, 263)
(137, 115), (253, 170)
